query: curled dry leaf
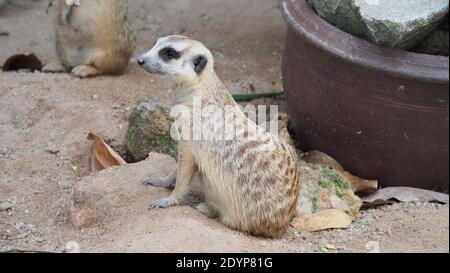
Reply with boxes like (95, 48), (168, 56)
(3, 54), (42, 72)
(88, 133), (127, 172)
(341, 172), (378, 194)
(301, 150), (378, 193)
(363, 187), (449, 206)
(292, 209), (353, 232)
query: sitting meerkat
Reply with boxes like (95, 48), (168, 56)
(42, 0), (136, 78)
(137, 36), (300, 238)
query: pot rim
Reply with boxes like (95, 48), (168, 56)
(280, 0), (449, 84)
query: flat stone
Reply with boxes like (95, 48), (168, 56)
(309, 0), (449, 49)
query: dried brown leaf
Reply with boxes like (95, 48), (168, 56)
(342, 171), (378, 194)
(363, 187), (449, 206)
(88, 133), (127, 172)
(292, 209), (353, 232)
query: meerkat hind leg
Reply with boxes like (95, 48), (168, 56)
(71, 65), (102, 78)
(196, 203), (219, 219)
(42, 63), (66, 73)
(144, 170), (177, 189)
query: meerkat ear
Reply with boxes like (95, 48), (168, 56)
(193, 55), (208, 74)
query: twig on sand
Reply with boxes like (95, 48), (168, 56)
(0, 249), (58, 254)
(233, 91), (284, 102)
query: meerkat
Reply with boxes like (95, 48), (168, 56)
(137, 36), (300, 238)
(42, 0), (136, 78)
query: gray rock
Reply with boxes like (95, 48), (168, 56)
(0, 0), (6, 9)
(309, 0), (449, 49)
(126, 100), (177, 162)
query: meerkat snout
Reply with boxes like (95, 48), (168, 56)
(137, 58), (145, 66)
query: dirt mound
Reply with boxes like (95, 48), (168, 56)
(66, 154), (291, 252)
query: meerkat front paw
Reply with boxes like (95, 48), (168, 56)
(71, 65), (101, 78)
(42, 63), (66, 73)
(150, 198), (178, 209)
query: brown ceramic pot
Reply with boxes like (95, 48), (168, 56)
(281, 0), (449, 192)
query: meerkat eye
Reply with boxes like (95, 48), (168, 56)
(166, 48), (177, 58)
(159, 47), (180, 61)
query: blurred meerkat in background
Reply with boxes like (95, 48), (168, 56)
(43, 0), (136, 78)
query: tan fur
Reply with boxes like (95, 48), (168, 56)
(142, 36), (300, 238)
(43, 0), (136, 77)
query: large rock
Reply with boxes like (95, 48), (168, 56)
(309, 0), (449, 49)
(126, 100), (177, 162)
(297, 162), (362, 218)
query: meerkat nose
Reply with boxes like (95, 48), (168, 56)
(137, 58), (145, 66)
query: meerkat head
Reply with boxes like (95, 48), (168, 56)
(138, 35), (214, 85)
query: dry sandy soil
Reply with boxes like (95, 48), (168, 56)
(0, 0), (448, 253)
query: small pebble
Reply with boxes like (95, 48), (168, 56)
(64, 241), (81, 253)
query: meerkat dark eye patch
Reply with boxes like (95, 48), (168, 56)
(159, 47), (181, 62)
(193, 55), (207, 74)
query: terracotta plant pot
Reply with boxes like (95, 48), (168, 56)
(281, 0), (449, 192)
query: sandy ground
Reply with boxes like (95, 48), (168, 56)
(0, 0), (448, 253)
